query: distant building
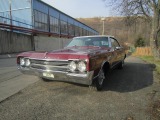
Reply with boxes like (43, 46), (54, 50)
(0, 0), (99, 37)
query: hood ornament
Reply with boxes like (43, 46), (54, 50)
(44, 52), (48, 59)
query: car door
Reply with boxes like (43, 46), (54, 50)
(110, 37), (123, 67)
(109, 38), (118, 67)
(113, 38), (124, 62)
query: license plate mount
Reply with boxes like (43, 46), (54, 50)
(43, 73), (54, 78)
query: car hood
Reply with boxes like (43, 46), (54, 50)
(52, 46), (103, 54)
(18, 46), (110, 60)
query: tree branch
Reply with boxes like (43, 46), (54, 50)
(139, 0), (151, 19)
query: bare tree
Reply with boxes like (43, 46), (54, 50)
(103, 0), (160, 59)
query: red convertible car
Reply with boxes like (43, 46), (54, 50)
(17, 36), (126, 91)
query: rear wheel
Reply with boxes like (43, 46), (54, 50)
(118, 59), (124, 69)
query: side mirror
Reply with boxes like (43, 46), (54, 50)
(115, 46), (121, 50)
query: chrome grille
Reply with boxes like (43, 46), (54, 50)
(30, 59), (69, 72)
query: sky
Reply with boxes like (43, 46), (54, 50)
(42, 0), (112, 18)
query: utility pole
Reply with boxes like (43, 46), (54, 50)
(101, 18), (105, 35)
(9, 0), (12, 30)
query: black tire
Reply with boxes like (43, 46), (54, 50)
(40, 77), (51, 82)
(90, 69), (106, 91)
(118, 60), (124, 69)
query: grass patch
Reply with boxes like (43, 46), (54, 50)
(139, 56), (160, 74)
(139, 56), (160, 119)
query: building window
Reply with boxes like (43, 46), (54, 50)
(50, 16), (59, 33)
(68, 23), (74, 36)
(60, 20), (68, 35)
(84, 29), (87, 36)
(34, 10), (48, 31)
(79, 28), (83, 36)
(75, 26), (79, 36)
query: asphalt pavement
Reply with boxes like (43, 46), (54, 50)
(0, 53), (18, 59)
(0, 56), (160, 120)
(0, 58), (39, 102)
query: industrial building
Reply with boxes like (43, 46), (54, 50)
(0, 0), (99, 37)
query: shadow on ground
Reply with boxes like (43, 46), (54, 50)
(40, 59), (154, 93)
(103, 62), (154, 92)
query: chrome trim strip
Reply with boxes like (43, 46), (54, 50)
(30, 67), (68, 74)
(68, 59), (83, 61)
(30, 58), (68, 62)
(18, 65), (94, 85)
(22, 57), (87, 62)
(67, 73), (88, 78)
(31, 63), (68, 69)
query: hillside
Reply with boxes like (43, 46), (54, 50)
(77, 17), (151, 46)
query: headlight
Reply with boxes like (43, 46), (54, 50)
(25, 59), (31, 66)
(20, 58), (25, 66)
(77, 61), (86, 72)
(68, 61), (77, 72)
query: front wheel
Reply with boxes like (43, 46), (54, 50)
(90, 69), (106, 91)
(40, 77), (51, 82)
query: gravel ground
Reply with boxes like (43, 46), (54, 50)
(0, 56), (160, 120)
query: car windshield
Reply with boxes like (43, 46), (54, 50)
(67, 37), (109, 48)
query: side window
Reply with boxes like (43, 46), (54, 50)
(101, 41), (109, 46)
(110, 38), (120, 48)
(93, 41), (100, 46)
(92, 37), (109, 47)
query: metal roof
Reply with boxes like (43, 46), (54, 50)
(36, 0), (98, 33)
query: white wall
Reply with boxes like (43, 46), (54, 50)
(34, 36), (72, 51)
(0, 30), (34, 54)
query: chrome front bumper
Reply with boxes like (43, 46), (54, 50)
(18, 66), (94, 85)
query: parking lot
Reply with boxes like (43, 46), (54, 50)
(0, 56), (160, 120)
